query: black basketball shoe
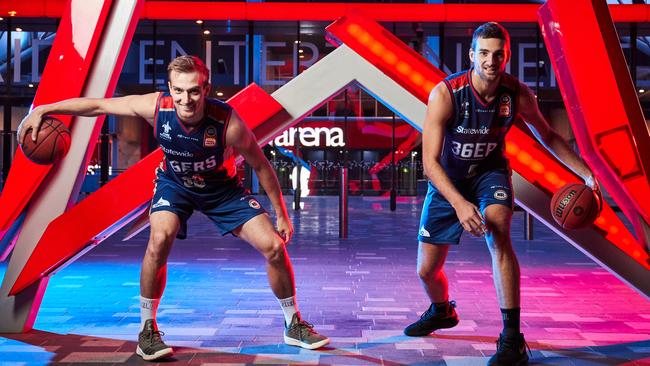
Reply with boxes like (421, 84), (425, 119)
(404, 300), (459, 336)
(487, 332), (530, 366)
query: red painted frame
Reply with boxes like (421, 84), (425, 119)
(539, 0), (650, 248)
(2, 2), (650, 22)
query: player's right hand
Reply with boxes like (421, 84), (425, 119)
(453, 200), (488, 237)
(17, 108), (44, 144)
(276, 213), (294, 244)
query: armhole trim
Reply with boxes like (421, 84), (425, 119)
(153, 92), (163, 137)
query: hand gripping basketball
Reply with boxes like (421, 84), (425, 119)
(550, 183), (600, 230)
(19, 116), (71, 165)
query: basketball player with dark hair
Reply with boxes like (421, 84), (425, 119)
(18, 55), (329, 361)
(404, 22), (598, 365)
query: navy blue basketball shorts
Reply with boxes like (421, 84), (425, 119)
(418, 169), (514, 245)
(150, 171), (266, 239)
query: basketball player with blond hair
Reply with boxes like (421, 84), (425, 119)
(18, 55), (329, 361)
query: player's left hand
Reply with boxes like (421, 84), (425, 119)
(276, 214), (294, 244)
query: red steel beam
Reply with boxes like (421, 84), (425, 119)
(0, 1), (114, 244)
(539, 0), (650, 247)
(2, 2), (650, 22)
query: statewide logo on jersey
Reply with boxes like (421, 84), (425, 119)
(456, 126), (490, 135)
(159, 121), (172, 141)
(494, 189), (508, 200)
(161, 146), (193, 158)
(249, 199), (261, 209)
(204, 125), (217, 148)
(498, 94), (511, 117)
(152, 196), (171, 208)
(419, 226), (430, 238)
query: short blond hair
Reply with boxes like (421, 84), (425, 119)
(167, 55), (209, 86)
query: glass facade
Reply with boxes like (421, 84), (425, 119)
(1, 3), (649, 196)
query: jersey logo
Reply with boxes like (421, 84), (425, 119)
(249, 199), (261, 209)
(494, 190), (508, 200)
(204, 125), (217, 148)
(152, 196), (170, 208)
(160, 121), (172, 141)
(461, 99), (470, 119)
(498, 94), (511, 117)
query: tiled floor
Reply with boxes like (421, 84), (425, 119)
(1, 196), (649, 365)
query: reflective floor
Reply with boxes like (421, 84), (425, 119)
(1, 196), (649, 365)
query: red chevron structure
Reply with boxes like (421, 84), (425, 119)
(326, 10), (649, 270)
(0, 1), (114, 251)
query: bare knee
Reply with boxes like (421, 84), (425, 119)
(417, 261), (444, 281)
(263, 236), (287, 265)
(146, 230), (175, 265)
(485, 229), (517, 264)
(485, 214), (512, 248)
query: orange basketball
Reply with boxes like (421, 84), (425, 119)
(20, 117), (71, 165)
(550, 183), (600, 230)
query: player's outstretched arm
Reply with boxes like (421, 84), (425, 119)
(423, 83), (486, 237)
(18, 93), (160, 143)
(517, 83), (596, 188)
(225, 110), (294, 243)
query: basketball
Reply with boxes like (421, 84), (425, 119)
(550, 183), (600, 230)
(20, 117), (71, 165)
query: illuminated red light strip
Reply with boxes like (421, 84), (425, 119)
(506, 128), (649, 266)
(539, 0), (650, 234)
(326, 12), (445, 111)
(3, 2), (650, 22)
(327, 11), (649, 269)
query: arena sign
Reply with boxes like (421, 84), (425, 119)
(270, 126), (345, 148)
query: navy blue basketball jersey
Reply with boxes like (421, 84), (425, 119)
(154, 92), (238, 192)
(440, 69), (520, 179)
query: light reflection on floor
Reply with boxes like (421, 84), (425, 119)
(1, 196), (648, 365)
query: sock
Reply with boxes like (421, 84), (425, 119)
(278, 296), (298, 325)
(433, 301), (450, 314)
(501, 307), (521, 337)
(140, 296), (161, 331)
